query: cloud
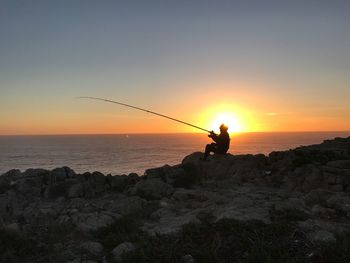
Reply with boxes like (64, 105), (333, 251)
(266, 112), (293, 117)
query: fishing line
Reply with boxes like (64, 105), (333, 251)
(77, 96), (211, 133)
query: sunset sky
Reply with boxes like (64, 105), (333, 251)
(1, 0), (350, 135)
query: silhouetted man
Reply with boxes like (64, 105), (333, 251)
(202, 124), (230, 160)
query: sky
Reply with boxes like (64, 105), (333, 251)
(1, 0), (350, 135)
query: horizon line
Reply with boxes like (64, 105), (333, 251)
(1, 130), (350, 137)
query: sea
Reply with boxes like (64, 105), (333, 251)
(0, 132), (349, 176)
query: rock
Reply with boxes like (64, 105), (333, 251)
(196, 209), (216, 224)
(80, 241), (104, 256)
(12, 177), (41, 197)
(172, 189), (196, 202)
(172, 164), (200, 188)
(51, 167), (69, 182)
(73, 212), (118, 232)
(67, 183), (84, 198)
(106, 175), (127, 191)
(274, 198), (307, 212)
(2, 222), (20, 233)
(91, 172), (107, 194)
(326, 160), (350, 169)
(24, 168), (50, 178)
(328, 184), (344, 192)
(145, 165), (171, 180)
(0, 169), (22, 193)
(132, 178), (174, 200)
(311, 205), (331, 216)
(182, 152), (267, 182)
(272, 197), (310, 221)
(310, 230), (336, 243)
(106, 196), (146, 216)
(182, 254), (195, 263)
(45, 181), (72, 199)
(111, 242), (136, 261)
(127, 173), (140, 184)
(303, 189), (333, 206)
(326, 194), (350, 214)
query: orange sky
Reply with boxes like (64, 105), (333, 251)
(1, 1), (350, 135)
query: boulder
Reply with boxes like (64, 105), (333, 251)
(302, 189), (333, 206)
(90, 172), (107, 194)
(145, 165), (172, 180)
(326, 160), (350, 169)
(182, 254), (195, 263)
(182, 152), (267, 182)
(111, 242), (136, 261)
(106, 175), (128, 191)
(67, 183), (84, 198)
(72, 211), (118, 232)
(326, 194), (350, 214)
(106, 196), (147, 216)
(310, 230), (336, 243)
(51, 167), (69, 182)
(24, 168), (50, 178)
(79, 241), (104, 256)
(132, 178), (174, 200)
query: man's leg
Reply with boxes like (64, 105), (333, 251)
(203, 143), (217, 160)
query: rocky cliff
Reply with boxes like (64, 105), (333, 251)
(0, 137), (350, 262)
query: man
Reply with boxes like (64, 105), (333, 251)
(202, 124), (230, 160)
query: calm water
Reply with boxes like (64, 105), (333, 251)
(0, 132), (349, 175)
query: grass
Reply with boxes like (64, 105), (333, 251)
(91, 217), (328, 263)
(2, 216), (350, 262)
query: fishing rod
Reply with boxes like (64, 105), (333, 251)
(77, 96), (211, 133)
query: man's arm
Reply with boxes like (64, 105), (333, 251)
(208, 131), (219, 142)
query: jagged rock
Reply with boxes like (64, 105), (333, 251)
(326, 194), (350, 215)
(67, 183), (84, 198)
(111, 242), (136, 261)
(106, 175), (127, 191)
(2, 222), (20, 233)
(172, 189), (197, 202)
(72, 211), (118, 232)
(145, 165), (172, 180)
(132, 178), (174, 200)
(326, 160), (350, 169)
(105, 196), (147, 216)
(310, 230), (336, 243)
(182, 152), (267, 182)
(90, 171), (107, 194)
(51, 167), (70, 182)
(274, 198), (307, 212)
(0, 169), (21, 194)
(127, 173), (140, 184)
(311, 205), (335, 216)
(79, 241), (104, 256)
(303, 189), (333, 206)
(24, 168), (50, 178)
(182, 254), (195, 263)
(44, 181), (71, 199)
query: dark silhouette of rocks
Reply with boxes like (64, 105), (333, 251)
(0, 136), (350, 262)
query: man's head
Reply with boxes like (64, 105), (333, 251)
(220, 124), (228, 132)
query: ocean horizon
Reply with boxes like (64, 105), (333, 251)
(1, 131), (349, 176)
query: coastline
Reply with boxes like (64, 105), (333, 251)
(1, 136), (350, 262)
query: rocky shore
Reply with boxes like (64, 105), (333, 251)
(1, 137), (350, 262)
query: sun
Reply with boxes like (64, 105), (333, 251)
(210, 111), (243, 133)
(198, 103), (255, 134)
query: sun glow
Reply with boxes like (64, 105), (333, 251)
(198, 103), (256, 134)
(210, 112), (243, 133)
